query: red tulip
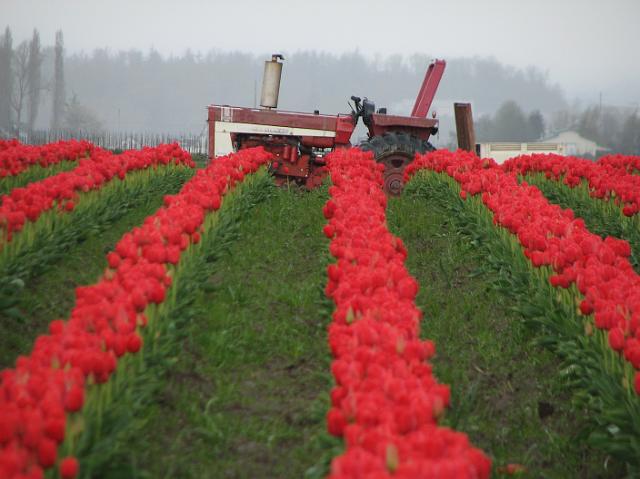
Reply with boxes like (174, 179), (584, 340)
(36, 438), (57, 468)
(59, 457), (79, 479)
(63, 386), (84, 413)
(609, 328), (626, 351)
(126, 333), (142, 353)
(327, 408), (347, 437)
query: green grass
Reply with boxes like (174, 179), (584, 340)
(0, 166), (193, 320)
(191, 152), (209, 168)
(0, 171), (192, 368)
(111, 186), (340, 479)
(387, 193), (625, 478)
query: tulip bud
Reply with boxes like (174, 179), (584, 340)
(64, 386), (84, 412)
(327, 408), (346, 437)
(107, 252), (120, 269)
(608, 328), (625, 351)
(433, 396), (446, 420)
(37, 438), (57, 468)
(127, 333), (142, 353)
(59, 457), (80, 479)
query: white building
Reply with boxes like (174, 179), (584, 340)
(544, 130), (609, 157)
(477, 142), (565, 164)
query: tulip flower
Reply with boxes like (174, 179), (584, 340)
(0, 140), (93, 179)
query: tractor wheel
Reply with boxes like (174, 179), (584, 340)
(360, 132), (434, 195)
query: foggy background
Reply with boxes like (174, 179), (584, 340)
(1, 0), (639, 152)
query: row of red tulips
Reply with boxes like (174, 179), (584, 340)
(0, 143), (194, 244)
(597, 153), (640, 174)
(0, 147), (272, 479)
(323, 148), (490, 478)
(499, 152), (640, 274)
(0, 139), (21, 152)
(0, 140), (94, 179)
(407, 149), (640, 391)
(502, 153), (640, 217)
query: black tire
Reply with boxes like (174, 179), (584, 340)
(360, 132), (434, 195)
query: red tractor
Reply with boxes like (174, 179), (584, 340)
(207, 54), (446, 195)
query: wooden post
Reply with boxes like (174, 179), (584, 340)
(454, 103), (476, 153)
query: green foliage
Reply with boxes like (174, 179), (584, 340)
(0, 187), (181, 369)
(190, 153), (208, 168)
(9, 160), (640, 476)
(390, 190), (625, 478)
(0, 165), (194, 317)
(522, 173), (640, 271)
(0, 160), (79, 196)
(99, 184), (341, 479)
(405, 172), (638, 475)
(50, 169), (273, 477)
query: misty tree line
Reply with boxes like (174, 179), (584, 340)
(474, 100), (545, 143)
(561, 104), (639, 155)
(0, 27), (67, 136)
(0, 32), (568, 135)
(0, 26), (637, 154)
(473, 99), (640, 155)
(0, 27), (105, 139)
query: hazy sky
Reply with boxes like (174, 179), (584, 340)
(3, 0), (639, 105)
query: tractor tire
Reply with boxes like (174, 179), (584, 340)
(360, 132), (435, 195)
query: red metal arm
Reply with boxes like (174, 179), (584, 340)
(411, 59), (446, 118)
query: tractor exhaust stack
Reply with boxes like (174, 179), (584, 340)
(260, 54), (284, 109)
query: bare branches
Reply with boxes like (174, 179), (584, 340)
(10, 41), (29, 135)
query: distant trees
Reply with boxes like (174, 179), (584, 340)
(64, 93), (103, 132)
(10, 41), (30, 136)
(474, 101), (639, 155)
(0, 28), (633, 155)
(527, 110), (545, 141)
(0, 27), (12, 131)
(545, 103), (640, 155)
(51, 30), (65, 130)
(568, 105), (637, 154)
(475, 100), (546, 142)
(577, 105), (601, 144)
(26, 29), (44, 132)
(618, 112), (640, 154)
(0, 27), (47, 136)
(53, 48), (567, 134)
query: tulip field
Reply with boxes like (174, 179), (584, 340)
(2, 139), (640, 478)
